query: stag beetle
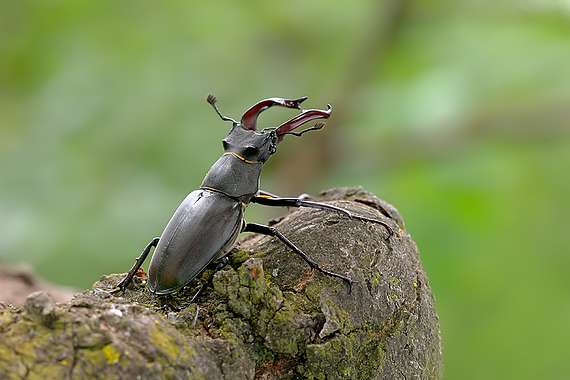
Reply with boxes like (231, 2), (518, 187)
(112, 95), (393, 300)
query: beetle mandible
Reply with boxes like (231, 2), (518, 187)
(112, 95), (393, 299)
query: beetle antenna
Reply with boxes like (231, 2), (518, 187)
(278, 122), (325, 138)
(206, 94), (238, 124)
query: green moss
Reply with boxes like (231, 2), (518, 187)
(229, 249), (250, 266)
(149, 325), (180, 360)
(319, 294), (354, 337)
(390, 277), (401, 285)
(26, 363), (67, 380)
(213, 267), (239, 299)
(102, 344), (121, 365)
(30, 323), (66, 349)
(0, 310), (15, 331)
(14, 339), (37, 368)
(75, 348), (109, 375)
(264, 312), (300, 355)
(371, 272), (382, 287)
(74, 323), (110, 349)
(251, 251), (266, 259)
(255, 346), (275, 367)
(299, 332), (386, 379)
(0, 345), (26, 379)
(221, 258), (275, 321)
(228, 295), (254, 319)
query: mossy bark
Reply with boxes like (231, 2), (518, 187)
(0, 187), (443, 379)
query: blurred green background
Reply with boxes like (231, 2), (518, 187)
(1, 0), (569, 378)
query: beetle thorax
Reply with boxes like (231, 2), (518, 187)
(200, 125), (277, 202)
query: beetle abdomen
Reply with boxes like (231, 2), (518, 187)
(147, 190), (243, 295)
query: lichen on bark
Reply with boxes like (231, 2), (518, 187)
(0, 187), (443, 379)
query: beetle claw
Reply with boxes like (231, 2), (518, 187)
(110, 279), (129, 295)
(346, 279), (359, 294)
(109, 287), (123, 295)
(157, 303), (182, 313)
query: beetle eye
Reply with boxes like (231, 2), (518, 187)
(244, 146), (259, 157)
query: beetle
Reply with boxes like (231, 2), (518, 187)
(112, 94), (393, 299)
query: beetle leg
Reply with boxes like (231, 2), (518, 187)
(111, 237), (159, 294)
(243, 222), (358, 293)
(296, 193), (316, 201)
(187, 256), (230, 304)
(257, 190), (315, 201)
(157, 256), (230, 312)
(257, 189), (279, 198)
(250, 196), (394, 237)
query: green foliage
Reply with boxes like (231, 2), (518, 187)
(1, 1), (569, 379)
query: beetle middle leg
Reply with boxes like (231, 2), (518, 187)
(111, 237), (159, 294)
(243, 222), (358, 292)
(186, 256), (230, 305)
(156, 256), (230, 312)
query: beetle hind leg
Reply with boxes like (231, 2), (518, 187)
(188, 256), (230, 304)
(157, 256), (231, 312)
(111, 237), (159, 294)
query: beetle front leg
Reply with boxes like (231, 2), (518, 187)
(257, 190), (315, 201)
(111, 237), (159, 294)
(250, 195), (394, 236)
(243, 223), (358, 292)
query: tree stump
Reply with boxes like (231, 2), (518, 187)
(0, 187), (443, 379)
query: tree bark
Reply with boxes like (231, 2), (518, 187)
(0, 187), (443, 379)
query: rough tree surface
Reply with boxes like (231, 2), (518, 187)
(0, 187), (443, 379)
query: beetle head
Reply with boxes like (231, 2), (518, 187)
(222, 125), (278, 163)
(207, 94), (332, 162)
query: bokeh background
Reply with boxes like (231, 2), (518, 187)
(2, 1), (569, 378)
